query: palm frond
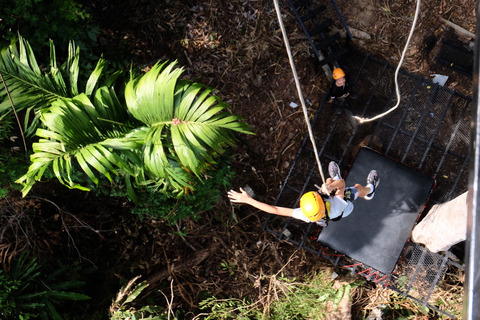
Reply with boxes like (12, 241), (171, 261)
(125, 60), (253, 177)
(125, 60), (182, 124)
(171, 83), (252, 174)
(65, 41), (80, 96)
(11, 45), (254, 200)
(16, 91), (132, 195)
(121, 125), (196, 195)
(0, 36), (109, 136)
(0, 36), (73, 113)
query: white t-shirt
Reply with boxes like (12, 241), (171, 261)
(292, 195), (354, 223)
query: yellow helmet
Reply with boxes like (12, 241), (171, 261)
(332, 68), (345, 80)
(300, 191), (325, 222)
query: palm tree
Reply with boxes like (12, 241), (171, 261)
(1, 37), (252, 199)
(0, 36), (107, 136)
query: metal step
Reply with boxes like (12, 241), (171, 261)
(300, 4), (327, 22)
(308, 19), (333, 37)
(315, 33), (341, 50)
(292, 0), (310, 9)
(317, 47), (348, 66)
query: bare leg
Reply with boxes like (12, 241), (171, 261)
(325, 177), (346, 196)
(355, 183), (372, 198)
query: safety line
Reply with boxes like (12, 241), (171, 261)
(354, 0), (422, 123)
(273, 0), (326, 184)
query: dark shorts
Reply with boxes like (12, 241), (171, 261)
(344, 187), (359, 202)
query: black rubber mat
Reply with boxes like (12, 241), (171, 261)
(318, 148), (435, 275)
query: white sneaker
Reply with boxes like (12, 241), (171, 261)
(364, 170), (379, 200)
(328, 161), (342, 180)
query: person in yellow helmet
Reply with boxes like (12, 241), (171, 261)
(329, 67), (358, 114)
(228, 162), (379, 227)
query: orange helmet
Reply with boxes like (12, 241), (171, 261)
(300, 191), (325, 222)
(332, 68), (345, 80)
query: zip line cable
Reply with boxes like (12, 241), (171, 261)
(272, 0), (326, 185)
(354, 0), (421, 123)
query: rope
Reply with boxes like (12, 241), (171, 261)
(272, 0), (326, 184)
(354, 0), (421, 123)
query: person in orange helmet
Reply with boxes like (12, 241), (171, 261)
(329, 67), (358, 114)
(228, 162), (379, 227)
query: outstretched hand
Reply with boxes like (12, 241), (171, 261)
(322, 183), (334, 194)
(315, 182), (336, 195)
(228, 188), (251, 204)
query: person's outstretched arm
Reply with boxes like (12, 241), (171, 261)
(228, 188), (295, 217)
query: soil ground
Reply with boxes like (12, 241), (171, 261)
(9, 0), (475, 318)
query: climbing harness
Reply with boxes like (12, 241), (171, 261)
(354, 0), (422, 123)
(272, 0), (326, 184)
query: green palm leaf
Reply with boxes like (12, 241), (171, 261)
(8, 37), (253, 199)
(16, 91), (132, 195)
(0, 36), (72, 113)
(0, 36), (108, 135)
(125, 60), (253, 178)
(125, 61), (181, 124)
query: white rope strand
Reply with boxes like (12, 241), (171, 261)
(272, 0), (326, 184)
(354, 0), (421, 124)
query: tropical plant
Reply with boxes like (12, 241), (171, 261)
(131, 156), (236, 222)
(0, 252), (90, 320)
(109, 276), (167, 320)
(0, 35), (108, 136)
(0, 36), (252, 200)
(198, 271), (364, 319)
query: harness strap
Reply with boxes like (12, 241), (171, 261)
(324, 188), (353, 223)
(325, 201), (331, 221)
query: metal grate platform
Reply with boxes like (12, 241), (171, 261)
(262, 50), (469, 318)
(392, 243), (451, 302)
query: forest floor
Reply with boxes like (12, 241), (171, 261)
(9, 0), (476, 318)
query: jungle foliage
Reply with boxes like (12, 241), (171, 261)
(0, 36), (252, 201)
(0, 252), (90, 320)
(0, 0), (96, 59)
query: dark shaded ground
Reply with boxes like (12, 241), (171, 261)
(6, 0), (474, 318)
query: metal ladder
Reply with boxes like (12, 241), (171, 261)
(287, 0), (352, 67)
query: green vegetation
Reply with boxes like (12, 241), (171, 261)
(0, 151), (27, 198)
(0, 36), (252, 201)
(199, 271), (363, 319)
(0, 252), (90, 320)
(109, 276), (166, 320)
(130, 157), (235, 222)
(0, 0), (95, 55)
(379, 291), (430, 319)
